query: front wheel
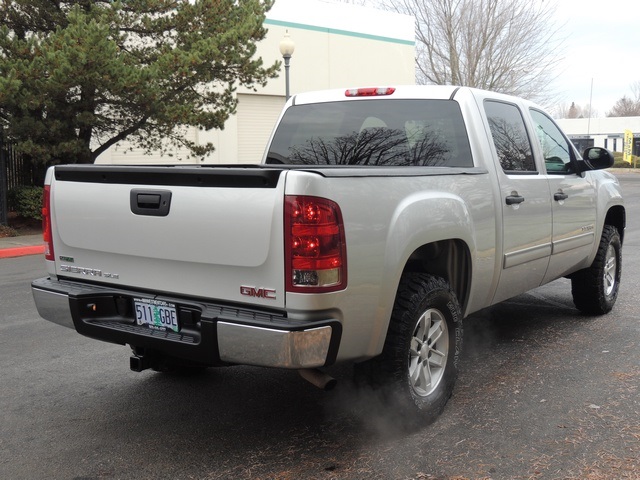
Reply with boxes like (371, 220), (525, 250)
(571, 225), (622, 315)
(355, 273), (463, 427)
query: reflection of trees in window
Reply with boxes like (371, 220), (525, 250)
(288, 127), (451, 166)
(488, 117), (535, 171)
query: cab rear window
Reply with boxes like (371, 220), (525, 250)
(266, 99), (473, 167)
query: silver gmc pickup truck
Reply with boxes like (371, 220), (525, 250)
(32, 85), (625, 426)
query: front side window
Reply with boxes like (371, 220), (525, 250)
(529, 109), (575, 174)
(266, 99), (473, 167)
(484, 101), (536, 173)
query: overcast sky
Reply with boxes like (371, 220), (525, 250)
(331, 0), (639, 115)
(552, 0), (640, 116)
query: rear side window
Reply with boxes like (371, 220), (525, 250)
(484, 100), (536, 173)
(266, 99), (473, 167)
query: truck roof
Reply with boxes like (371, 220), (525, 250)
(291, 85), (461, 105)
(289, 85), (543, 111)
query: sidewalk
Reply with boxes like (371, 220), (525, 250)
(0, 234), (45, 259)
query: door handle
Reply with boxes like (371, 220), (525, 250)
(505, 194), (525, 205)
(554, 192), (569, 201)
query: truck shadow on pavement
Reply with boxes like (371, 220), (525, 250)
(59, 280), (638, 479)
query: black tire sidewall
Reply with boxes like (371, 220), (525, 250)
(598, 226), (622, 311)
(368, 274), (463, 425)
(398, 280), (462, 416)
(571, 225), (622, 315)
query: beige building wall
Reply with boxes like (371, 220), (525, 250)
(97, 0), (415, 165)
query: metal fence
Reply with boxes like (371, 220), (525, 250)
(1, 137), (39, 225)
(3, 143), (38, 190)
(0, 140), (6, 225)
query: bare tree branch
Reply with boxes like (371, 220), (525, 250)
(606, 95), (640, 117)
(379, 0), (563, 106)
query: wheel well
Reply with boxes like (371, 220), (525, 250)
(605, 205), (626, 244)
(401, 239), (471, 312)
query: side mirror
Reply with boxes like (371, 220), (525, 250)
(577, 147), (614, 172)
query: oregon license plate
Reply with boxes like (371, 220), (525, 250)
(134, 298), (179, 332)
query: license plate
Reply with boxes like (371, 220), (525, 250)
(134, 298), (179, 332)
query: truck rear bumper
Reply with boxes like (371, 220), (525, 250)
(32, 284), (76, 329)
(31, 277), (340, 369)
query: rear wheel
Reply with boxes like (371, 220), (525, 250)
(355, 273), (463, 427)
(571, 225), (622, 315)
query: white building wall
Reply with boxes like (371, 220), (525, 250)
(97, 0), (415, 165)
(556, 116), (640, 152)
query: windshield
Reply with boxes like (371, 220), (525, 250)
(266, 99), (473, 167)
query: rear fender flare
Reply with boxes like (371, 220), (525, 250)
(371, 193), (475, 356)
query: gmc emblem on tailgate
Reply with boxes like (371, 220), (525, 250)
(240, 286), (276, 300)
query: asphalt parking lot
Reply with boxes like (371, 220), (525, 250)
(1, 174), (638, 480)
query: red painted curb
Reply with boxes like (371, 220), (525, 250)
(0, 245), (45, 259)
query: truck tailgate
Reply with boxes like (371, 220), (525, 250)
(48, 166), (287, 308)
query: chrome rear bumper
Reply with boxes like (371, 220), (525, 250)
(32, 285), (75, 329)
(217, 322), (332, 368)
(31, 277), (339, 369)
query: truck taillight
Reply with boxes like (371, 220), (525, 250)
(285, 195), (347, 293)
(43, 185), (54, 261)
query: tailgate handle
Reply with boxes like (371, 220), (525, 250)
(130, 189), (172, 216)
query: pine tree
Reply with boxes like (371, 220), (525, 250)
(567, 102), (579, 119)
(0, 0), (279, 164)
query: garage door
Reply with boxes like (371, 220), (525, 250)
(237, 94), (285, 164)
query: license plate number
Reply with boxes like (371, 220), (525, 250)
(134, 298), (179, 332)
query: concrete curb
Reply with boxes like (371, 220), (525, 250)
(0, 233), (45, 259)
(0, 244), (45, 259)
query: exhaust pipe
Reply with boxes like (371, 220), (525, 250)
(298, 368), (337, 391)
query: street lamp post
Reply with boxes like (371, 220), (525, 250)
(279, 31), (295, 100)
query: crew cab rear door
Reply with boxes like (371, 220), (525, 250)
(483, 99), (553, 304)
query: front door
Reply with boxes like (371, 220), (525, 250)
(528, 109), (597, 283)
